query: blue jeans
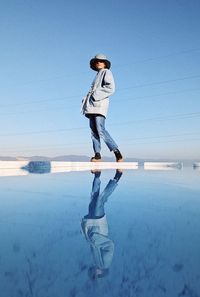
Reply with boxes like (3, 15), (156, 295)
(89, 115), (118, 153)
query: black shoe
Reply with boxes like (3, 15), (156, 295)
(114, 149), (123, 162)
(90, 153), (102, 162)
(113, 169), (123, 182)
(91, 170), (101, 177)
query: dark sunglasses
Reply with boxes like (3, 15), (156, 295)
(95, 60), (105, 64)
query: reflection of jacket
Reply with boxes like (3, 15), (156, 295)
(81, 215), (114, 270)
(81, 68), (115, 118)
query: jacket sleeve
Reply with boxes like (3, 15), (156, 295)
(90, 233), (114, 269)
(92, 70), (115, 101)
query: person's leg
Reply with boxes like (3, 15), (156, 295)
(89, 116), (101, 156)
(95, 116), (118, 151)
(95, 116), (123, 161)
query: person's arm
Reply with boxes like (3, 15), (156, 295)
(92, 70), (115, 101)
(90, 233), (114, 269)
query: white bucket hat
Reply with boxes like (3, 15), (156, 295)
(90, 53), (111, 71)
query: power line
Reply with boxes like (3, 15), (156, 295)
(115, 87), (200, 102)
(5, 47), (200, 86)
(19, 70), (90, 85)
(0, 111), (200, 137)
(0, 94), (80, 108)
(1, 88), (200, 116)
(1, 73), (200, 109)
(125, 132), (200, 141)
(0, 126), (86, 137)
(1, 132), (200, 153)
(115, 47), (200, 68)
(1, 137), (200, 155)
(111, 111), (200, 126)
(123, 137), (200, 146)
(1, 87), (200, 116)
(117, 74), (200, 92)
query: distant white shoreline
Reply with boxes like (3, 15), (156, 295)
(0, 160), (198, 177)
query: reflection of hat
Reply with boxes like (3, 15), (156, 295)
(88, 266), (109, 280)
(90, 54), (111, 71)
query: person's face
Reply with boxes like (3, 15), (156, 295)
(95, 60), (106, 70)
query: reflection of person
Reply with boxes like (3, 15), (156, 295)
(81, 53), (123, 162)
(81, 170), (123, 280)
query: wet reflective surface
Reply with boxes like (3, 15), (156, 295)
(0, 168), (200, 297)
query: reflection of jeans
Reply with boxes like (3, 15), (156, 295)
(89, 115), (118, 153)
(86, 171), (121, 219)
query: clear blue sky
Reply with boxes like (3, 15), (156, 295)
(0, 0), (200, 159)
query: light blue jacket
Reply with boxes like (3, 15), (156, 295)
(81, 215), (114, 270)
(81, 68), (115, 118)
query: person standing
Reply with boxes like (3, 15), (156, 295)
(81, 54), (123, 162)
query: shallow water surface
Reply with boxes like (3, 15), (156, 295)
(0, 168), (200, 297)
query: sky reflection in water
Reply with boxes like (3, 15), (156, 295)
(0, 168), (200, 297)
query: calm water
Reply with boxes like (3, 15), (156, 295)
(0, 168), (200, 297)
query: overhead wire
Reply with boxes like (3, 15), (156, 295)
(1, 132), (200, 153)
(1, 73), (200, 109)
(1, 47), (200, 155)
(1, 137), (200, 155)
(0, 87), (200, 116)
(0, 111), (200, 137)
(114, 47), (200, 68)
(5, 46), (200, 86)
(1, 46), (200, 108)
